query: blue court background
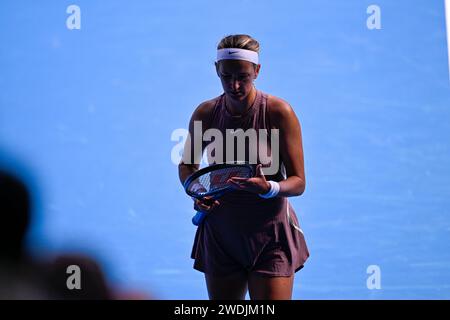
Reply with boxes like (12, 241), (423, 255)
(1, 0), (449, 299)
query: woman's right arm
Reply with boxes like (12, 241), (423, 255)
(179, 100), (221, 214)
(178, 100), (215, 185)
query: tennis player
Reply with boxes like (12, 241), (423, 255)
(178, 34), (309, 300)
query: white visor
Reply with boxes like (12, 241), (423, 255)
(216, 48), (259, 64)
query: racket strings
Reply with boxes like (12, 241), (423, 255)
(188, 166), (252, 196)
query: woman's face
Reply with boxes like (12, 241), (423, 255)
(216, 59), (260, 102)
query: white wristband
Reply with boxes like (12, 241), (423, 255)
(258, 181), (280, 199)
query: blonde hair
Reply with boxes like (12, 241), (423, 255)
(217, 34), (260, 54)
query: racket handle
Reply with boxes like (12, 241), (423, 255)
(192, 211), (206, 226)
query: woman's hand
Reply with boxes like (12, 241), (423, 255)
(193, 196), (220, 214)
(227, 164), (271, 195)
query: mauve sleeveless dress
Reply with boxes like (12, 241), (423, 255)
(191, 89), (309, 276)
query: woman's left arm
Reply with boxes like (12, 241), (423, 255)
(227, 98), (306, 197)
(271, 98), (306, 197)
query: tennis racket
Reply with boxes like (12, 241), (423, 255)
(183, 162), (254, 226)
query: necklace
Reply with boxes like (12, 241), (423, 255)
(225, 89), (257, 118)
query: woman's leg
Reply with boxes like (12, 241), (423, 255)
(205, 271), (248, 300)
(247, 273), (294, 300)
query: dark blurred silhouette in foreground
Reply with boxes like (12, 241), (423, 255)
(0, 168), (151, 299)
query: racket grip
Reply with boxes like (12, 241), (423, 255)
(192, 211), (206, 226)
